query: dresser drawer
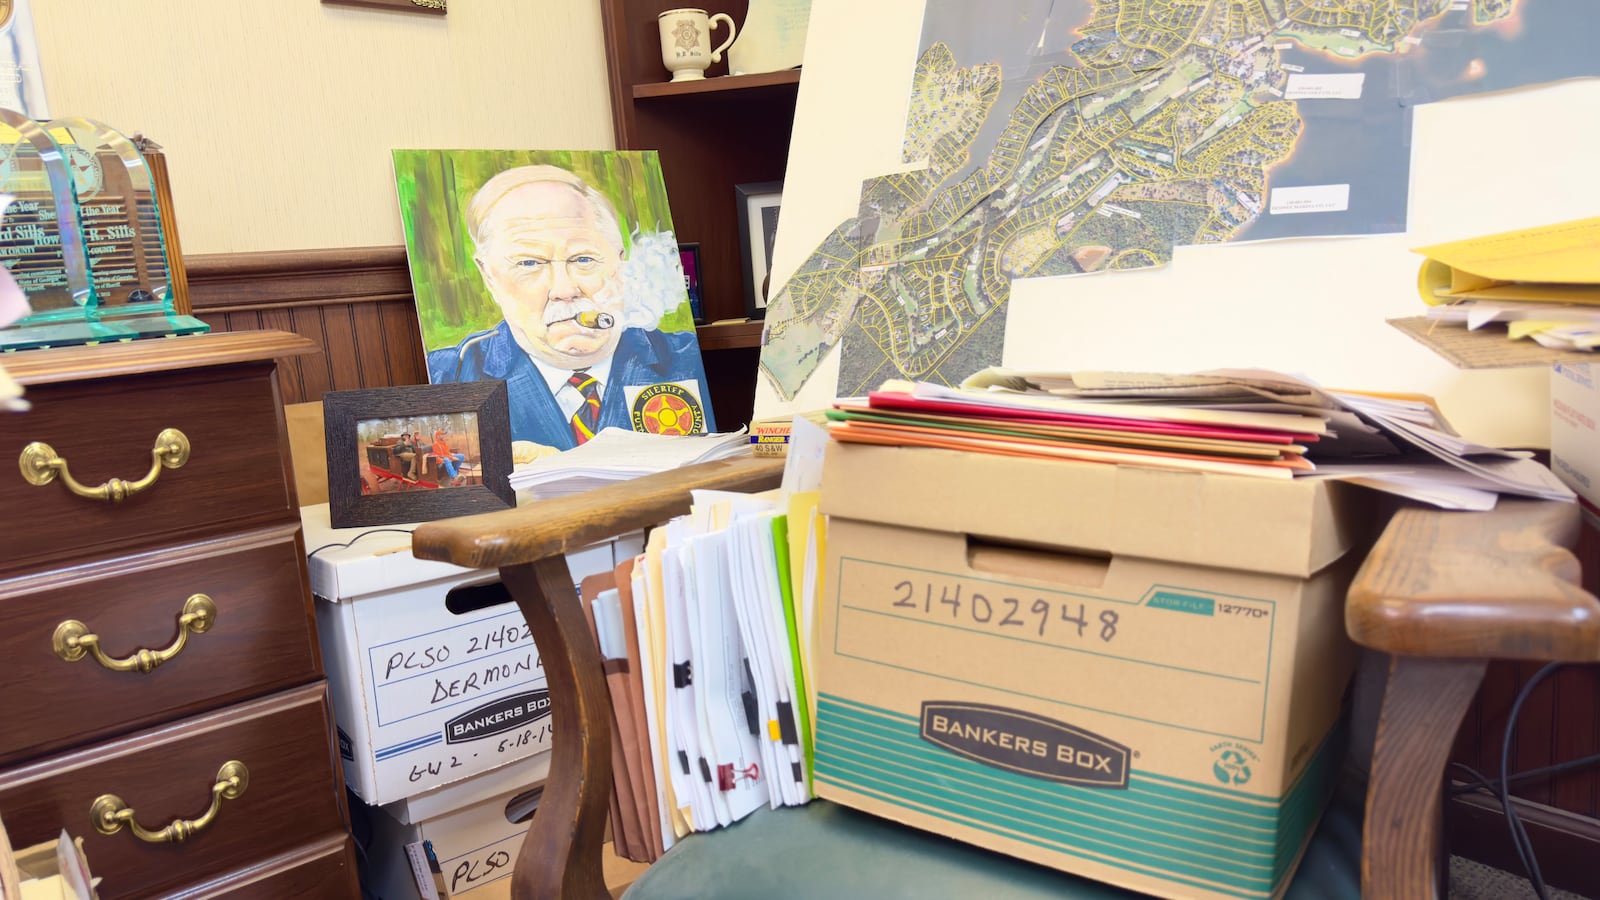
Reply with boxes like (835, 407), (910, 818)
(0, 683), (347, 900)
(0, 524), (322, 766)
(169, 834), (359, 899)
(1, 362), (296, 574)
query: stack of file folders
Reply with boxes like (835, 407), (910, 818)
(577, 477), (826, 861)
(1415, 216), (1600, 351)
(825, 368), (1573, 511)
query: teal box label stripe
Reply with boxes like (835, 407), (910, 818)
(1148, 591), (1216, 616)
(815, 694), (1341, 899)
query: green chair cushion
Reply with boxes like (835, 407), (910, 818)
(623, 782), (1362, 900)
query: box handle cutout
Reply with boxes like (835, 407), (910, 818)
(966, 535), (1111, 589)
(505, 785), (544, 824)
(445, 580), (512, 615)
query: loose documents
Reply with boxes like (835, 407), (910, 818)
(823, 368), (1572, 510)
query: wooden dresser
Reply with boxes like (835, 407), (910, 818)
(0, 331), (359, 897)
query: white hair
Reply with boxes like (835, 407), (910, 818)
(467, 165), (624, 253)
(468, 165), (687, 332)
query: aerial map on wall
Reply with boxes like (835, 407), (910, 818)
(758, 0), (1599, 400)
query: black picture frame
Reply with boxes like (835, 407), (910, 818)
(679, 241), (704, 323)
(324, 381), (515, 528)
(735, 181), (783, 320)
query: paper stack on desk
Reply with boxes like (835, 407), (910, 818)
(508, 428), (751, 499)
(825, 369), (1572, 511)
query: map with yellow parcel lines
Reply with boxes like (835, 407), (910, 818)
(758, 0), (1598, 401)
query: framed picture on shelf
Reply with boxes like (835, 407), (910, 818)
(735, 181), (783, 319)
(323, 381), (515, 528)
(679, 242), (704, 323)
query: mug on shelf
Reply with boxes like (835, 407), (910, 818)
(657, 8), (737, 83)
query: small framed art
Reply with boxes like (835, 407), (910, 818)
(322, 0), (446, 14)
(735, 181), (783, 319)
(324, 381), (515, 528)
(679, 242), (704, 323)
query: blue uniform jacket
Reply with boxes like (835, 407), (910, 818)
(427, 320), (716, 450)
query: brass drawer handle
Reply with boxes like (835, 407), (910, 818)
(91, 760), (248, 844)
(54, 593), (217, 674)
(19, 427), (191, 503)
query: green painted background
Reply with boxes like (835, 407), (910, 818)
(392, 149), (694, 353)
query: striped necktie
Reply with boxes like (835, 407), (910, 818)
(568, 371), (602, 444)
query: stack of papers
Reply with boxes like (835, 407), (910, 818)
(826, 369), (1573, 511)
(508, 428), (750, 499)
(1415, 217), (1600, 351)
(576, 448), (828, 860)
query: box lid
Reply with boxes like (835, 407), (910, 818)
(302, 503), (484, 602)
(820, 443), (1369, 578)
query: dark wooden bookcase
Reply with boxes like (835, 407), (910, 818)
(600, 0), (799, 429)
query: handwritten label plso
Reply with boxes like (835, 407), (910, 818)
(369, 609), (544, 726)
(445, 835), (520, 893)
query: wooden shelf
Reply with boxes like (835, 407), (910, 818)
(603, 0), (787, 428)
(695, 319), (764, 351)
(632, 69), (800, 99)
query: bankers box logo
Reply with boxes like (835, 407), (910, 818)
(920, 701), (1130, 788)
(444, 688), (552, 744)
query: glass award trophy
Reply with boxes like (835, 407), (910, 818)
(46, 117), (207, 341)
(0, 111), (207, 350)
(0, 107), (97, 349)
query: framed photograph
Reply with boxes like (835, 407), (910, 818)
(735, 181), (783, 319)
(679, 242), (704, 323)
(324, 381), (515, 528)
(322, 0), (446, 15)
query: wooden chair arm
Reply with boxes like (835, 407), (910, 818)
(1347, 498), (1600, 661)
(412, 455), (785, 567)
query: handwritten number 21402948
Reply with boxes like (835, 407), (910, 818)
(892, 581), (1118, 642)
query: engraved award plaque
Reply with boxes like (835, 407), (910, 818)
(0, 107), (98, 349)
(42, 116), (207, 342)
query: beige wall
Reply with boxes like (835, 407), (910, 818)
(33, 1), (616, 254)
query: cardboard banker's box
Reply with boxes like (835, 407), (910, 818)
(816, 444), (1374, 900)
(302, 503), (643, 805)
(360, 753), (550, 899)
(1551, 362), (1600, 520)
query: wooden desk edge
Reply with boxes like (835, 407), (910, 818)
(8, 329), (320, 385)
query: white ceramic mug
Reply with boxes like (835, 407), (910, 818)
(658, 8), (737, 82)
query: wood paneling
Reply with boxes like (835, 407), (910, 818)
(188, 247), (427, 405)
(1447, 790), (1600, 898)
(1443, 515), (1600, 879)
(186, 246), (762, 427)
(1448, 517), (1600, 821)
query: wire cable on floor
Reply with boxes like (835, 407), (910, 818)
(1447, 663), (1586, 900)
